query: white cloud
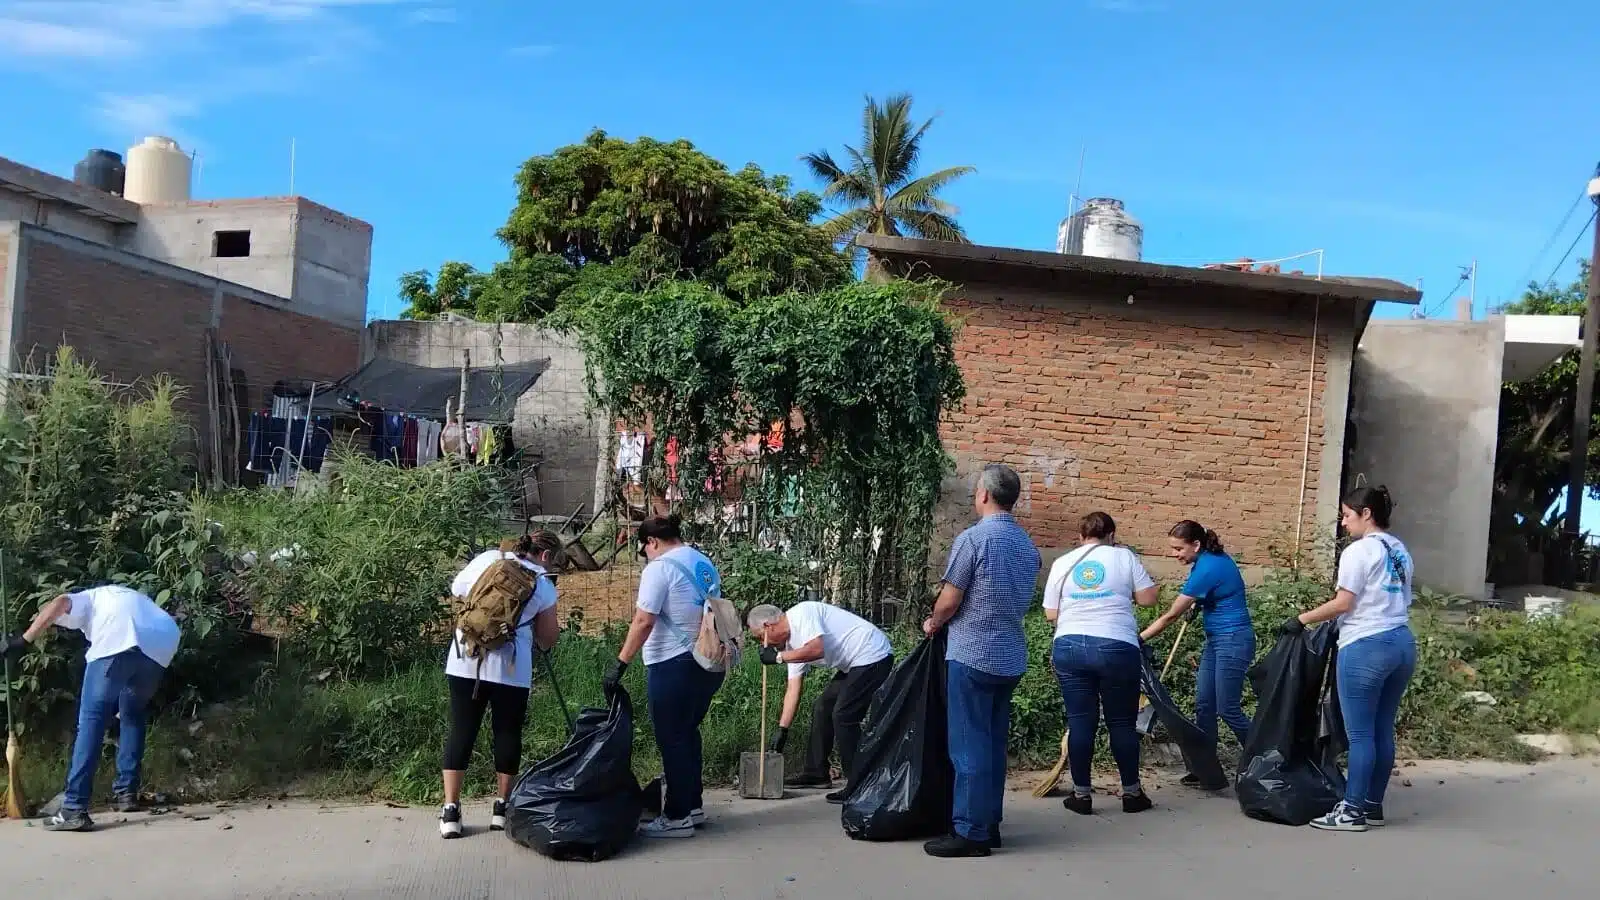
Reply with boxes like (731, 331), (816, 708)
(0, 0), (423, 136)
(508, 43), (555, 58)
(405, 6), (455, 24)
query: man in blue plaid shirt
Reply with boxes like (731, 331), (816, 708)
(921, 463), (1041, 858)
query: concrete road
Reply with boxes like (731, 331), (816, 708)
(4, 759), (1595, 900)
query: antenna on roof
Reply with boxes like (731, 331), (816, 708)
(289, 138), (297, 196)
(1067, 144), (1086, 216)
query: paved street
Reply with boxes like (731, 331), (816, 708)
(3, 759), (1595, 899)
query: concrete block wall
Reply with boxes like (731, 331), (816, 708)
(4, 224), (359, 430)
(362, 321), (602, 518)
(1349, 319), (1504, 599)
(933, 281), (1355, 574)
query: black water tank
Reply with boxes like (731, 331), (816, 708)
(73, 149), (125, 196)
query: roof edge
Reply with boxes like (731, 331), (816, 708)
(856, 234), (1422, 305)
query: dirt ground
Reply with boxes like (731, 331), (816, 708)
(5, 758), (1597, 899)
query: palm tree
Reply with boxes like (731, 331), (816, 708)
(802, 93), (975, 245)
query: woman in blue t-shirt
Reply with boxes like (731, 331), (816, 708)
(1141, 520), (1255, 779)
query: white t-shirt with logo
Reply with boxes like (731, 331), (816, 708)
(443, 550), (557, 689)
(782, 601), (892, 679)
(1334, 533), (1413, 648)
(637, 546), (722, 666)
(58, 585), (181, 668)
(1042, 543), (1155, 648)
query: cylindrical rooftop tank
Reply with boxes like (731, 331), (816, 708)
(1076, 198), (1142, 262)
(73, 149), (125, 196)
(124, 136), (192, 204)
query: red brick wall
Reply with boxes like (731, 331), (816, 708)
(938, 283), (1345, 568)
(14, 232), (358, 425)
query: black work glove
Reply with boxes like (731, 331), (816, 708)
(602, 658), (627, 696)
(1184, 603), (1201, 623)
(770, 726), (788, 753)
(2, 633), (27, 661)
(1278, 615), (1306, 637)
(759, 645), (781, 666)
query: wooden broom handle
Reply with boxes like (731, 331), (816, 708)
(1159, 619), (1189, 681)
(759, 635), (769, 795)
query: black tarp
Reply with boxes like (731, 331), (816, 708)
(1236, 624), (1347, 825)
(1139, 654), (1230, 791)
(311, 357), (550, 421)
(840, 632), (952, 842)
(504, 688), (643, 861)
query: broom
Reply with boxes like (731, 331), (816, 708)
(2, 550), (25, 820)
(1031, 730), (1072, 798)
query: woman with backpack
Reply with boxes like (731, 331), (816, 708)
(439, 530), (564, 839)
(603, 514), (727, 839)
(1283, 485), (1414, 833)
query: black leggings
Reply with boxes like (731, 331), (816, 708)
(442, 675), (530, 775)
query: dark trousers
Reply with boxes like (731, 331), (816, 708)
(442, 675), (530, 775)
(1052, 634), (1143, 791)
(946, 660), (1019, 844)
(800, 657), (894, 786)
(646, 652), (725, 820)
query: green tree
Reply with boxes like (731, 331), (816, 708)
(802, 93), (975, 245)
(1490, 260), (1595, 574)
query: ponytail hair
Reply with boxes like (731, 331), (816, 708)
(638, 513), (684, 544)
(1342, 484), (1395, 529)
(1169, 520), (1224, 554)
(512, 529), (567, 569)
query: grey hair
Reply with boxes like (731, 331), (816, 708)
(746, 604), (784, 631)
(980, 463), (1022, 510)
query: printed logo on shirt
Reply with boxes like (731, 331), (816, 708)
(1070, 559), (1113, 599)
(692, 558), (720, 603)
(1375, 538), (1410, 595)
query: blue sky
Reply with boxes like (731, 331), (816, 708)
(3, 1), (1598, 513)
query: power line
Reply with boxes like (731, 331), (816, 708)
(1543, 206), (1599, 289)
(1517, 189), (1588, 289)
(1422, 267), (1471, 318)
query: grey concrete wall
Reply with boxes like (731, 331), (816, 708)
(1349, 318), (1505, 598)
(290, 199), (373, 328)
(129, 200), (299, 301)
(0, 192), (126, 246)
(362, 321), (602, 518)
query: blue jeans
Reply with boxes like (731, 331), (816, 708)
(64, 649), (165, 812)
(946, 660), (1019, 843)
(645, 652), (724, 820)
(1195, 627), (1255, 744)
(1337, 625), (1416, 810)
(1051, 634), (1143, 792)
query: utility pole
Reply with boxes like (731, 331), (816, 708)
(1561, 163), (1600, 584)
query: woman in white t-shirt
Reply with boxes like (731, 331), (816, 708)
(1281, 485), (1414, 833)
(1042, 511), (1160, 816)
(438, 531), (563, 839)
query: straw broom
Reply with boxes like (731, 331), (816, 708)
(2, 550), (25, 819)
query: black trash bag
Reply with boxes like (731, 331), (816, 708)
(1236, 624), (1347, 825)
(841, 632), (952, 842)
(504, 687), (643, 861)
(1139, 654), (1229, 791)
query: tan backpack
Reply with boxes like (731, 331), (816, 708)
(450, 553), (540, 676)
(658, 555), (743, 673)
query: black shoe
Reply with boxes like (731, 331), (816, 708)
(490, 800), (508, 831)
(987, 827), (1002, 850)
(1178, 773), (1201, 789)
(112, 793), (144, 813)
(1062, 793), (1093, 816)
(439, 804), (463, 839)
(825, 789), (849, 805)
(1123, 792), (1153, 814)
(43, 810), (93, 833)
(923, 834), (991, 858)
(784, 772), (831, 789)
(1366, 804), (1385, 827)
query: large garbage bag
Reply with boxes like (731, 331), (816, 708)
(1139, 654), (1229, 791)
(1236, 624), (1347, 825)
(504, 687), (643, 861)
(841, 632), (952, 842)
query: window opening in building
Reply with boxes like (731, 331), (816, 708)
(213, 230), (251, 258)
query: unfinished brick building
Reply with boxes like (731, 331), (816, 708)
(859, 235), (1421, 576)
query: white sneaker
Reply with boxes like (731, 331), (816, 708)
(639, 815), (695, 838)
(1309, 801), (1369, 833)
(688, 808), (707, 827)
(439, 804), (463, 839)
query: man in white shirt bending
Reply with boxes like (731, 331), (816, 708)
(747, 600), (894, 803)
(4, 584), (181, 832)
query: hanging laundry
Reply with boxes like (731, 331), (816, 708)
(401, 417), (420, 468)
(442, 420), (465, 457)
(370, 413), (406, 464)
(615, 431), (646, 484)
(246, 413), (287, 473)
(416, 418), (442, 466)
(665, 436), (681, 487)
(476, 426), (498, 466)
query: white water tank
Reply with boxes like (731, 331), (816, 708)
(1058, 197), (1143, 262)
(124, 136), (192, 204)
